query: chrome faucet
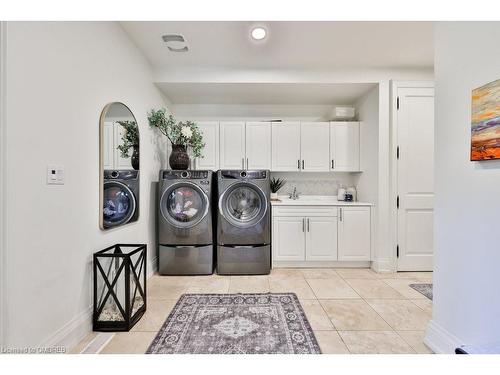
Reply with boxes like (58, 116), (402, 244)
(289, 187), (300, 200)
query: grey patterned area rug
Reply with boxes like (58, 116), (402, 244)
(146, 293), (321, 354)
(409, 283), (433, 300)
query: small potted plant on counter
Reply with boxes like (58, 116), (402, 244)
(270, 177), (286, 200)
(148, 108), (205, 170)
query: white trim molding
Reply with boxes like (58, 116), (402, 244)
(370, 257), (394, 274)
(40, 306), (93, 351)
(0, 21), (7, 348)
(425, 319), (463, 354)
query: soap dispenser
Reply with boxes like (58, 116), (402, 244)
(337, 185), (346, 201)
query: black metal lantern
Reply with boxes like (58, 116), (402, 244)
(93, 244), (147, 331)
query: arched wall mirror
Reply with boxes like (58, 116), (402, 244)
(99, 102), (140, 230)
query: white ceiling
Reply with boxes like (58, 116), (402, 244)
(156, 82), (377, 105)
(121, 21), (432, 105)
(121, 21), (434, 71)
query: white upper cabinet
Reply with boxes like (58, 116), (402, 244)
(337, 206), (371, 261)
(300, 122), (330, 172)
(102, 122), (114, 170)
(219, 121), (246, 169)
(271, 122), (301, 172)
(195, 121), (219, 171)
(245, 122), (272, 170)
(330, 121), (360, 172)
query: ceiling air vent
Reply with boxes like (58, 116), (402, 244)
(162, 34), (189, 52)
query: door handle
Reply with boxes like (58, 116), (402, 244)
(331, 159), (334, 169)
(307, 218), (310, 232)
(339, 208), (343, 222)
(297, 159), (300, 170)
(302, 218), (305, 232)
(302, 160), (305, 170)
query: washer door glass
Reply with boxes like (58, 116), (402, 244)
(221, 183), (267, 227)
(161, 183), (208, 228)
(103, 181), (136, 228)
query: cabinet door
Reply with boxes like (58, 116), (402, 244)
(114, 122), (133, 170)
(246, 122), (271, 169)
(305, 216), (338, 261)
(219, 121), (245, 169)
(300, 122), (330, 172)
(195, 121), (219, 171)
(330, 122), (360, 172)
(338, 206), (371, 261)
(272, 216), (306, 261)
(102, 122), (114, 170)
(271, 122), (301, 171)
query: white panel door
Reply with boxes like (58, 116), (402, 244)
(103, 122), (114, 170)
(330, 122), (360, 171)
(300, 122), (330, 172)
(245, 122), (271, 170)
(397, 87), (435, 271)
(114, 122), (133, 170)
(195, 121), (219, 171)
(272, 216), (306, 261)
(271, 122), (301, 172)
(219, 121), (245, 169)
(338, 207), (371, 261)
(305, 217), (338, 261)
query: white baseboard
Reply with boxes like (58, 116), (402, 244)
(47, 256), (158, 352)
(40, 306), (93, 351)
(272, 261), (370, 268)
(371, 258), (395, 273)
(425, 319), (463, 354)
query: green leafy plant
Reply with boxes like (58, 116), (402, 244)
(270, 177), (286, 193)
(147, 108), (205, 158)
(116, 120), (139, 158)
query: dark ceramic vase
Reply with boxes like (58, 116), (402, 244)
(131, 145), (140, 170)
(169, 144), (190, 170)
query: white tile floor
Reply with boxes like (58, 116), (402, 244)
(80, 268), (433, 354)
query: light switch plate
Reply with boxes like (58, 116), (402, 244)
(47, 165), (65, 185)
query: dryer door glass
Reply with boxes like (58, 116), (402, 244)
(103, 181), (136, 228)
(161, 184), (208, 228)
(221, 183), (267, 227)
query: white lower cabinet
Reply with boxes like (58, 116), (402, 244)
(272, 216), (306, 261)
(272, 205), (370, 265)
(305, 216), (338, 261)
(337, 206), (371, 261)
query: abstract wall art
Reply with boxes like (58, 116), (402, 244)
(471, 79), (500, 161)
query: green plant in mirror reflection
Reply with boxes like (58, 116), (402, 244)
(116, 120), (139, 158)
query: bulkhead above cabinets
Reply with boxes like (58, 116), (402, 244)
(192, 120), (361, 173)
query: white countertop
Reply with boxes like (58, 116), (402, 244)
(271, 195), (373, 206)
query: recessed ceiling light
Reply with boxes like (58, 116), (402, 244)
(251, 27), (267, 41)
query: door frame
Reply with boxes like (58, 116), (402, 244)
(0, 21), (7, 346)
(389, 80), (435, 272)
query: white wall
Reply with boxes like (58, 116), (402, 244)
(426, 22), (500, 353)
(2, 22), (168, 349)
(355, 86), (379, 267)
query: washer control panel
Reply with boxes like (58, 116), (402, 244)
(219, 170), (268, 180)
(162, 170), (210, 180)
